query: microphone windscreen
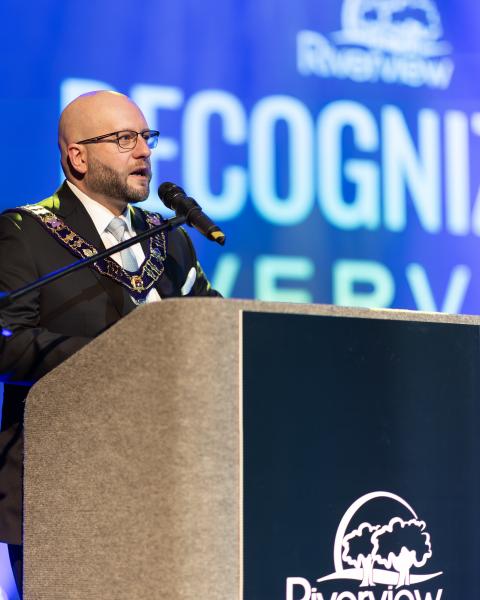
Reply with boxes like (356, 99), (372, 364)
(158, 182), (185, 210)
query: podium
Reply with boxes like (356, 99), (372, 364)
(22, 299), (480, 599)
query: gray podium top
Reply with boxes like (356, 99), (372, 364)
(23, 299), (480, 599)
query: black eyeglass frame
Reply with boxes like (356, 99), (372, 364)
(76, 129), (160, 151)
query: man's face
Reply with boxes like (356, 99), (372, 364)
(82, 101), (153, 205)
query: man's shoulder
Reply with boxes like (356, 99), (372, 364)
(131, 204), (187, 238)
(130, 205), (196, 261)
(0, 192), (61, 233)
(129, 204), (164, 222)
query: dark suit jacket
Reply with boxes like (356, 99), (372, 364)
(0, 181), (220, 544)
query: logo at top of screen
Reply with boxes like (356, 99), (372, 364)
(336, 0), (450, 57)
(297, 0), (455, 88)
(286, 492), (443, 600)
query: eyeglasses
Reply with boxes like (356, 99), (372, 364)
(76, 129), (160, 151)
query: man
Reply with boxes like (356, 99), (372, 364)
(0, 91), (220, 595)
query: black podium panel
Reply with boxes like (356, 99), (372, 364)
(242, 312), (480, 600)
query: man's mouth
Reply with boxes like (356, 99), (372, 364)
(129, 167), (151, 180)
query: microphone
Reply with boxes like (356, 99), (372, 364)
(158, 182), (226, 246)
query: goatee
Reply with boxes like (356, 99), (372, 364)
(86, 156), (151, 204)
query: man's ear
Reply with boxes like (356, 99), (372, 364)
(66, 144), (88, 175)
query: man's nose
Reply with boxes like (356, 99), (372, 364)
(133, 134), (152, 158)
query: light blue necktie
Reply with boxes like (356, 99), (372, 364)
(106, 217), (138, 273)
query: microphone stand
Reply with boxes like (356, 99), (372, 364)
(0, 214), (187, 336)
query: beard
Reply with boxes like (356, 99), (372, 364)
(85, 155), (151, 204)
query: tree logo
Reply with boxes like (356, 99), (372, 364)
(333, 0), (451, 58)
(318, 491), (441, 588)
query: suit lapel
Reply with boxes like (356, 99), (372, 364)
(55, 182), (105, 249)
(130, 205), (150, 256)
(131, 205), (175, 299)
(54, 182), (136, 316)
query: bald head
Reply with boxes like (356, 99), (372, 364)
(58, 91), (148, 178)
(57, 90), (153, 214)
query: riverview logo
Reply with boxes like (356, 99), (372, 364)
(286, 491), (443, 600)
(297, 0), (454, 88)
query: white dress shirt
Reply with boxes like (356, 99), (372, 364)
(66, 181), (161, 303)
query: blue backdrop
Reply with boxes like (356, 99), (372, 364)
(0, 0), (480, 597)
